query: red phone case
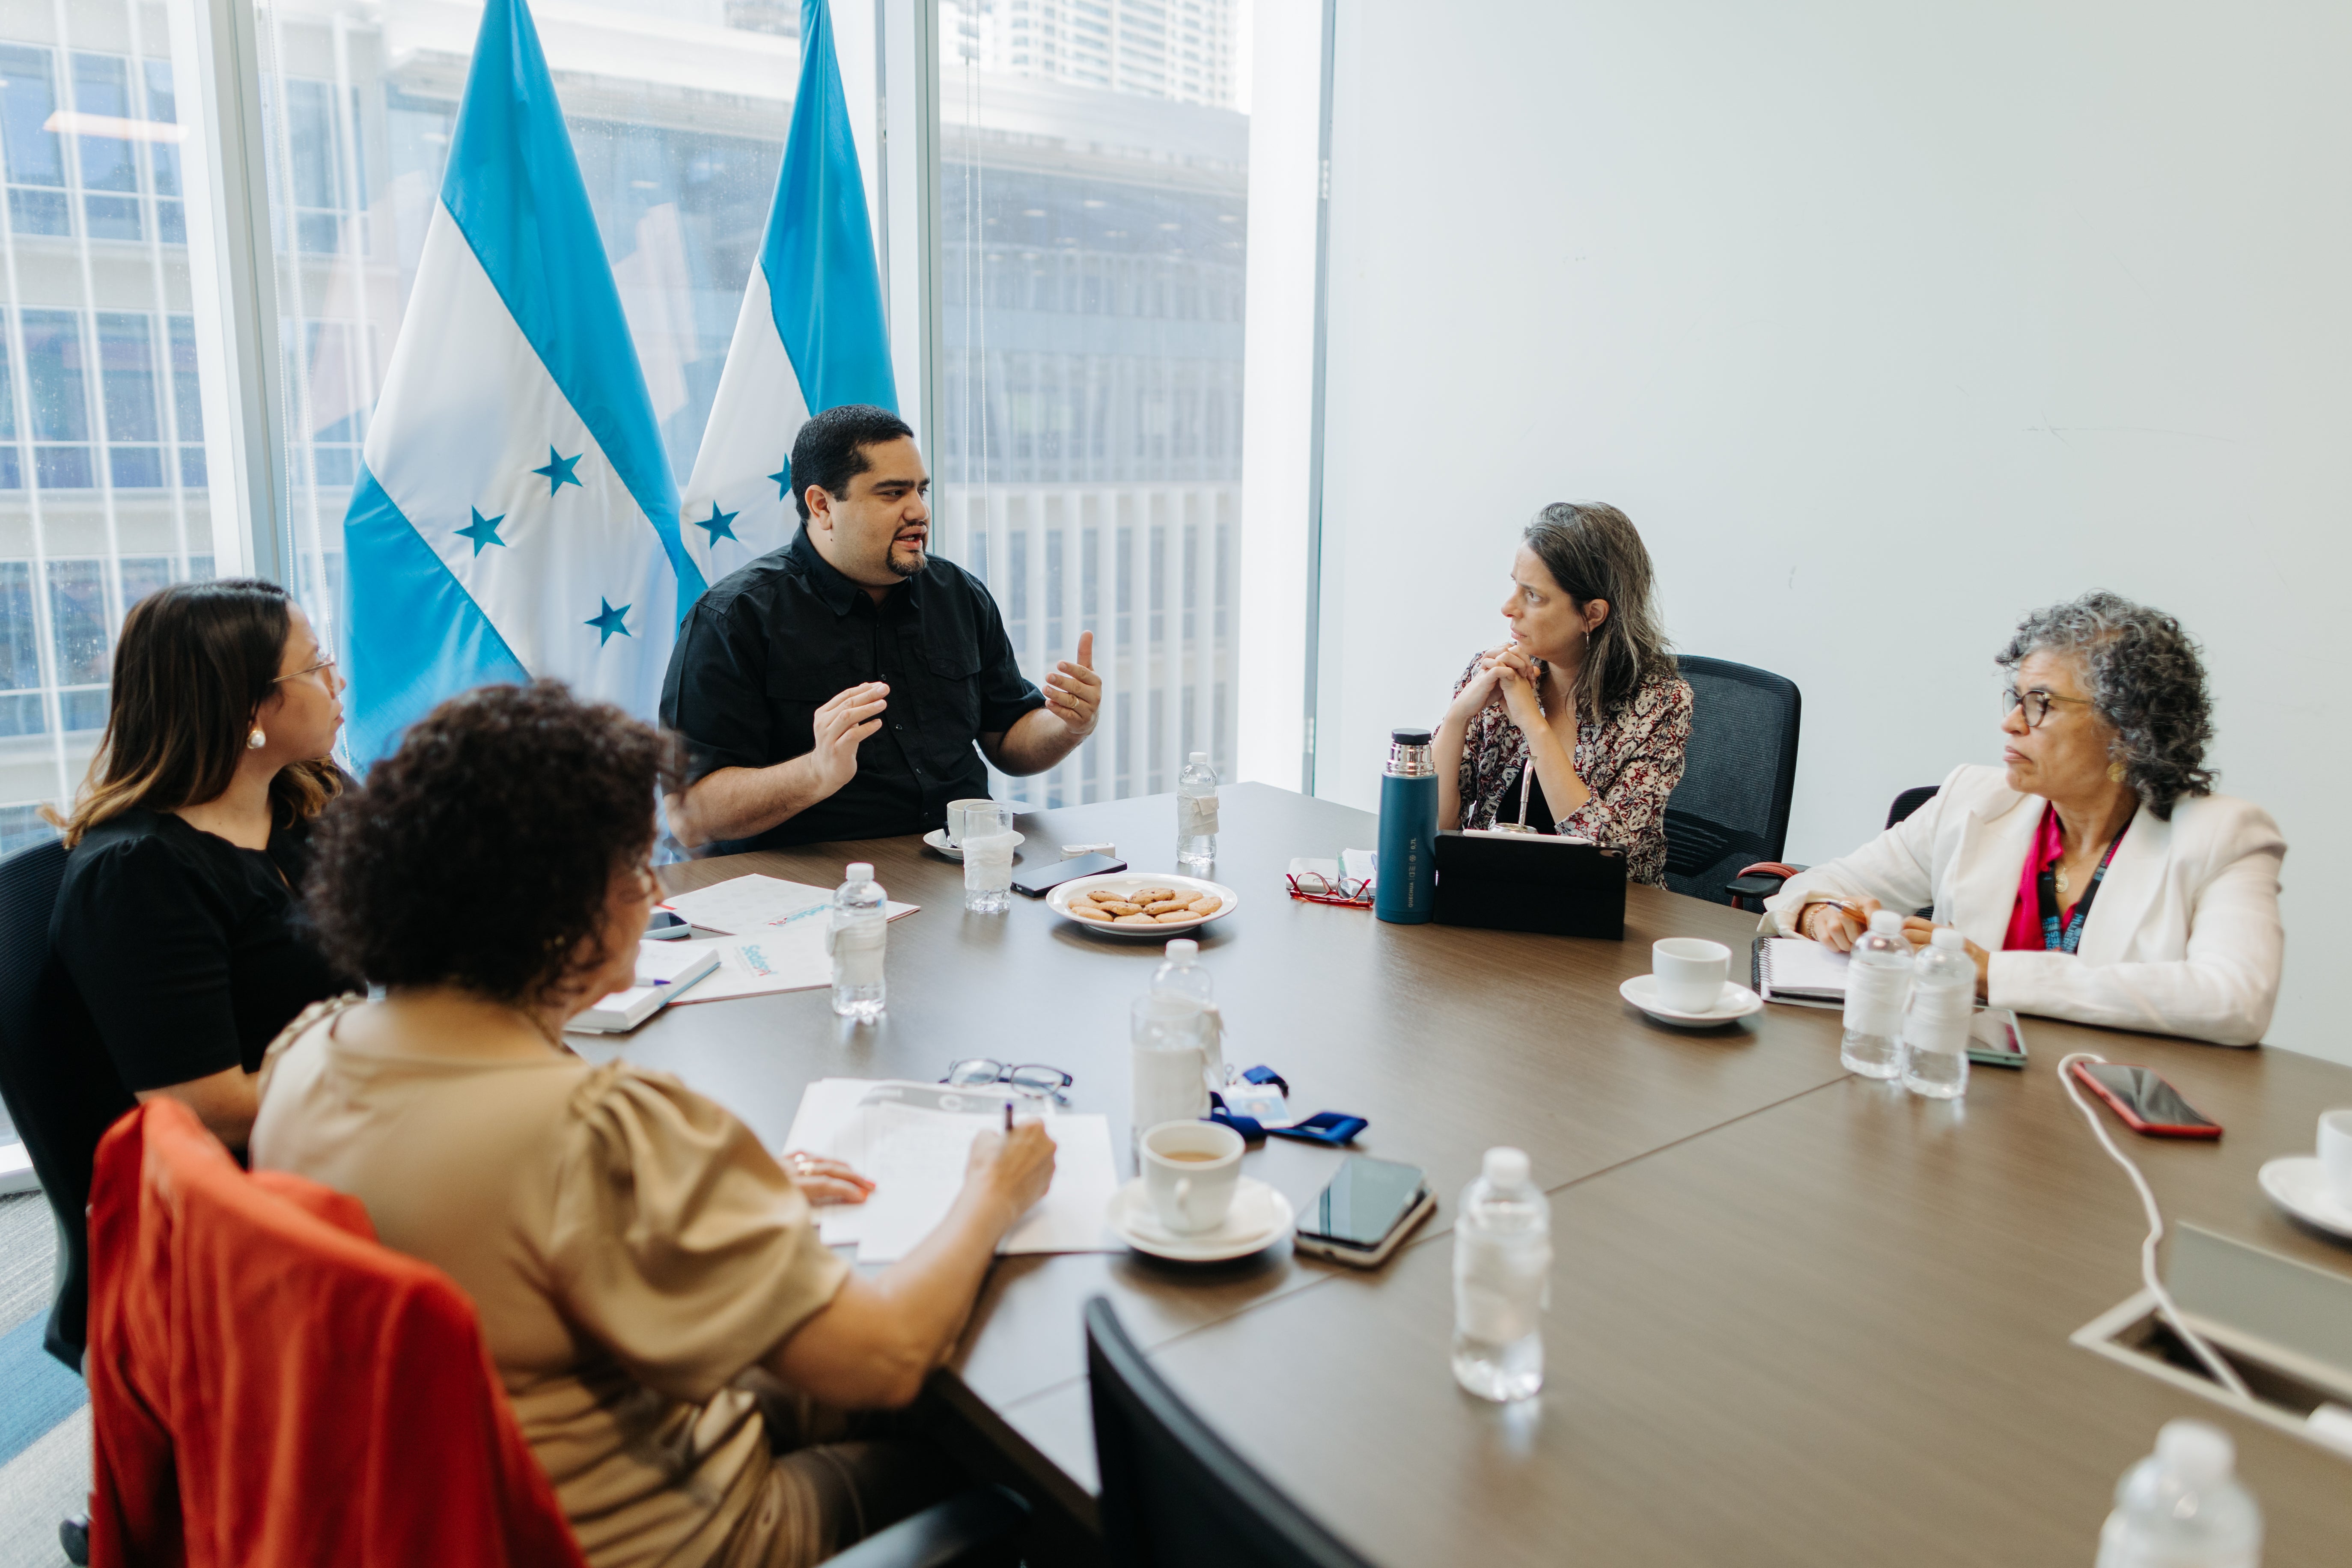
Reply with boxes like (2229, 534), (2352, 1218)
(2069, 1062), (2223, 1139)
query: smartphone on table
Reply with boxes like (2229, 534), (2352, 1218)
(1293, 1155), (1436, 1268)
(1966, 1007), (2027, 1068)
(2069, 1062), (2223, 1139)
(1011, 851), (1128, 896)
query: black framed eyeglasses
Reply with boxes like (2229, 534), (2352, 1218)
(943, 1059), (1073, 1098)
(2001, 687), (2093, 729)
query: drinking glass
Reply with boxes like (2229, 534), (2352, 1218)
(962, 808), (1018, 913)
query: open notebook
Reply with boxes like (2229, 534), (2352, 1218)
(1752, 936), (1851, 1008)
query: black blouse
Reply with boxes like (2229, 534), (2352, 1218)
(51, 806), (347, 1093)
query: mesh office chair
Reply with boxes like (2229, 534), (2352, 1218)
(1727, 785), (1945, 911)
(0, 837), (118, 1371)
(1661, 656), (1801, 905)
(1086, 1295), (1374, 1568)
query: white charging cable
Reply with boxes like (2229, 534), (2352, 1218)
(2056, 1051), (2251, 1400)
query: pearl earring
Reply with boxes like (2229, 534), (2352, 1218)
(247, 727), (267, 750)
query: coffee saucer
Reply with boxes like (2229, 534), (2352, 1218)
(2258, 1156), (2352, 1242)
(1107, 1175), (1294, 1262)
(1619, 974), (1765, 1026)
(922, 829), (1022, 863)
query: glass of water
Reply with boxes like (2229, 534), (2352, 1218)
(962, 806), (1018, 913)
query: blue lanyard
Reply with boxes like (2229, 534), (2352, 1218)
(2036, 821), (2130, 954)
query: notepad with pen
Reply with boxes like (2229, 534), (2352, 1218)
(1751, 935), (1850, 1008)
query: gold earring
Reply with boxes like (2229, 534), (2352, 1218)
(2107, 761), (2126, 783)
(247, 727), (267, 750)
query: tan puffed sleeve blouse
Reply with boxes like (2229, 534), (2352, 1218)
(251, 999), (850, 1568)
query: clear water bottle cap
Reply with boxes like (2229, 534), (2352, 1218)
(1930, 926), (1967, 952)
(1189, 751), (1208, 765)
(846, 863), (873, 882)
(1868, 909), (1906, 937)
(1164, 939), (1199, 962)
(1482, 1146), (1530, 1187)
(2155, 1420), (2233, 1485)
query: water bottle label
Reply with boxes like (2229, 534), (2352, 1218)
(1180, 795), (1220, 836)
(1454, 1236), (1550, 1342)
(1902, 989), (1972, 1053)
(1842, 962), (1908, 1037)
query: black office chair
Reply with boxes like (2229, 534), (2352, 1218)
(0, 837), (122, 1374)
(1086, 1295), (1373, 1568)
(1885, 785), (1938, 829)
(1726, 785), (1944, 912)
(1660, 656), (1801, 906)
(824, 1484), (1030, 1568)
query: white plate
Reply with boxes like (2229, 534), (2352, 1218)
(2258, 1156), (2352, 1242)
(1108, 1175), (1294, 1262)
(1619, 974), (1765, 1026)
(1048, 872), (1239, 937)
(923, 828), (1022, 863)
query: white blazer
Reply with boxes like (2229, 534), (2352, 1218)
(1763, 764), (2285, 1047)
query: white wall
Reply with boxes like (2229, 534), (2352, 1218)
(1307, 0), (2352, 1062)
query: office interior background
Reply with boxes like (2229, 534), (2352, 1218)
(2, 0), (2343, 1065)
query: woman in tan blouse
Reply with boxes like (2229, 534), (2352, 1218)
(250, 681), (1054, 1568)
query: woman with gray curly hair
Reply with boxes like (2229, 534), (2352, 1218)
(1765, 591), (2284, 1046)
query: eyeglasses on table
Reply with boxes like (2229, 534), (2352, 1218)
(943, 1059), (1074, 1099)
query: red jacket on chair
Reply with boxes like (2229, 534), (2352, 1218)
(84, 1097), (587, 1568)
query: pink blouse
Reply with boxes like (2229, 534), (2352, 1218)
(2002, 805), (2065, 952)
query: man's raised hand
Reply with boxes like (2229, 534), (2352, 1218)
(807, 681), (888, 799)
(1043, 630), (1102, 738)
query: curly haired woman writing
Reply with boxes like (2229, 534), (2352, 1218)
(1766, 592), (2284, 1046)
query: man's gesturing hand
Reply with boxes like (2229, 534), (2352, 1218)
(1042, 630), (1102, 738)
(807, 681), (888, 800)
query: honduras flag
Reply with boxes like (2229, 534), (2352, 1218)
(679, 0), (897, 582)
(342, 0), (705, 765)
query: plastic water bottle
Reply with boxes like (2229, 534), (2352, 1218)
(1841, 909), (1914, 1080)
(1899, 926), (1973, 1100)
(828, 862), (887, 1022)
(1452, 1147), (1551, 1402)
(2096, 1420), (2263, 1568)
(1177, 752), (1219, 871)
(1130, 939), (1220, 1155)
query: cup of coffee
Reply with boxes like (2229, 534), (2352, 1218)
(944, 797), (997, 848)
(1652, 937), (1731, 1013)
(2319, 1110), (2352, 1207)
(1140, 1119), (1243, 1235)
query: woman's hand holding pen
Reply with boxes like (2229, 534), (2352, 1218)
(1802, 895), (1881, 952)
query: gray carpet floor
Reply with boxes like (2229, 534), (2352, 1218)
(0, 1191), (82, 1568)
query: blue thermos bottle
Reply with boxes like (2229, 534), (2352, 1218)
(1375, 727), (1438, 924)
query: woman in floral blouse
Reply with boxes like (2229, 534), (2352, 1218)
(1435, 502), (1694, 887)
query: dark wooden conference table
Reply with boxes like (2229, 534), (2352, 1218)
(607, 783), (2352, 1566)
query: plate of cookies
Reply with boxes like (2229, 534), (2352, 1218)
(1047, 873), (1239, 937)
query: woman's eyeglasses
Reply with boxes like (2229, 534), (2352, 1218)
(274, 654), (340, 690)
(2001, 687), (2093, 729)
(943, 1059), (1073, 1099)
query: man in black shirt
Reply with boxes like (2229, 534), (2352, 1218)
(661, 405), (1100, 852)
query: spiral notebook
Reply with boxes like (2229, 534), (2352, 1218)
(1751, 936), (1850, 1008)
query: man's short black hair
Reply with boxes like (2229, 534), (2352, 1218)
(789, 404), (916, 523)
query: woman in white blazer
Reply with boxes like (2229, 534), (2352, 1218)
(1765, 592), (2284, 1046)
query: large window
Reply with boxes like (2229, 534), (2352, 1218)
(939, 0), (1246, 807)
(251, 0), (803, 669)
(0, 10), (217, 847)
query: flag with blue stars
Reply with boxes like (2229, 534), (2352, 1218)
(678, 0), (896, 584)
(338, 0), (706, 765)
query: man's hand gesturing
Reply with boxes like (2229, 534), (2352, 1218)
(808, 681), (888, 800)
(1042, 631), (1102, 739)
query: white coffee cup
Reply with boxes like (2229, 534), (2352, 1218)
(944, 798), (999, 848)
(1652, 937), (1731, 1013)
(2318, 1109), (2352, 1208)
(1140, 1119), (1243, 1235)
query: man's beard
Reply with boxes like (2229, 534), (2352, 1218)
(887, 542), (929, 578)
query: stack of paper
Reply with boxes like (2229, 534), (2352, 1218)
(783, 1079), (1122, 1262)
(655, 875), (920, 1004)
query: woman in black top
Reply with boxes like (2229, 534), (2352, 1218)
(49, 578), (351, 1150)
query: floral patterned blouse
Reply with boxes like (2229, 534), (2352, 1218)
(1448, 652), (1695, 888)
